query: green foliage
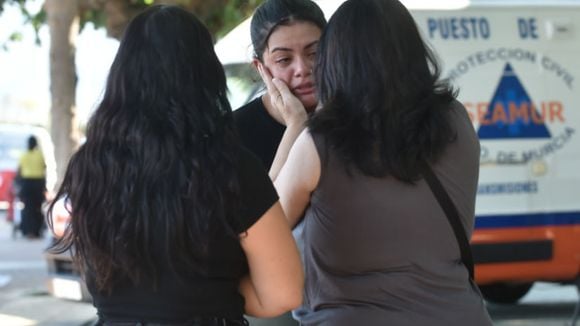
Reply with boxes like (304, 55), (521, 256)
(216, 0), (262, 38)
(23, 6), (45, 44)
(79, 8), (104, 31)
(1, 31), (20, 50)
(0, 0), (17, 14)
(0, 0), (263, 47)
(0, 0), (45, 47)
(79, 0), (153, 32)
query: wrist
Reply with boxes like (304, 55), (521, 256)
(286, 119), (306, 130)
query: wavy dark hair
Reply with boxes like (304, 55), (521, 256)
(310, 0), (457, 182)
(48, 5), (240, 292)
(250, 0), (326, 61)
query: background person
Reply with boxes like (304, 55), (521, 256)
(48, 5), (303, 325)
(17, 135), (46, 239)
(269, 0), (494, 324)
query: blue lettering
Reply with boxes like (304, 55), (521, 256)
(459, 18), (470, 39)
(426, 17), (490, 40)
(469, 18), (478, 38)
(479, 18), (490, 39)
(428, 18), (437, 38)
(440, 19), (450, 39)
(530, 19), (538, 38)
(451, 18), (459, 38)
(518, 18), (539, 39)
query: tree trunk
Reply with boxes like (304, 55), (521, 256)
(45, 0), (80, 190)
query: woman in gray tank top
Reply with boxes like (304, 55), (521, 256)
(262, 0), (494, 325)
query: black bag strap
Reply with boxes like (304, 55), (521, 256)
(420, 162), (475, 280)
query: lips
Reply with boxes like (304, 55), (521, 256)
(293, 83), (315, 96)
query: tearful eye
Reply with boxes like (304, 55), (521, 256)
(276, 58), (291, 65)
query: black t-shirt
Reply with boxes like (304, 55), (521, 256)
(88, 147), (278, 322)
(234, 97), (286, 168)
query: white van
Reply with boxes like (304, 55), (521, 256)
(215, 0), (580, 308)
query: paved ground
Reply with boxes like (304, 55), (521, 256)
(0, 215), (97, 326)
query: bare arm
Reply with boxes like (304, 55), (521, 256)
(270, 122), (305, 181)
(274, 130), (320, 228)
(239, 202), (304, 317)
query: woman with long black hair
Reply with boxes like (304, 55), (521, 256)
(48, 5), (302, 325)
(269, 0), (493, 324)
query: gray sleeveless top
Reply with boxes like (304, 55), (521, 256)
(295, 102), (493, 326)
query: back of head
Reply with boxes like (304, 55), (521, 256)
(251, 0), (326, 60)
(316, 0), (436, 109)
(89, 4), (233, 172)
(50, 5), (240, 292)
(311, 0), (455, 181)
(99, 5), (230, 133)
(27, 135), (38, 151)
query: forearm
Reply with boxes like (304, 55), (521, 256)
(239, 275), (264, 317)
(239, 274), (302, 318)
(269, 122), (306, 181)
(238, 204), (305, 317)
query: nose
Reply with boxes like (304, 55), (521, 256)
(294, 56), (312, 78)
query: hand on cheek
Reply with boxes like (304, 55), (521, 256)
(257, 63), (307, 127)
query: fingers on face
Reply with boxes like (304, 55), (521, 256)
(272, 78), (292, 100)
(258, 63), (295, 107)
(257, 64), (274, 91)
(258, 64), (282, 104)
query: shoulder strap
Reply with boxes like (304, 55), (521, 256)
(420, 162), (475, 280)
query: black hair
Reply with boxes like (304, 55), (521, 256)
(251, 0), (326, 61)
(48, 5), (241, 292)
(27, 136), (38, 150)
(310, 0), (457, 182)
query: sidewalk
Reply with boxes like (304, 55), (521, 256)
(0, 214), (97, 326)
(0, 295), (97, 326)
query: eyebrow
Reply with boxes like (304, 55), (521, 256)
(270, 40), (319, 54)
